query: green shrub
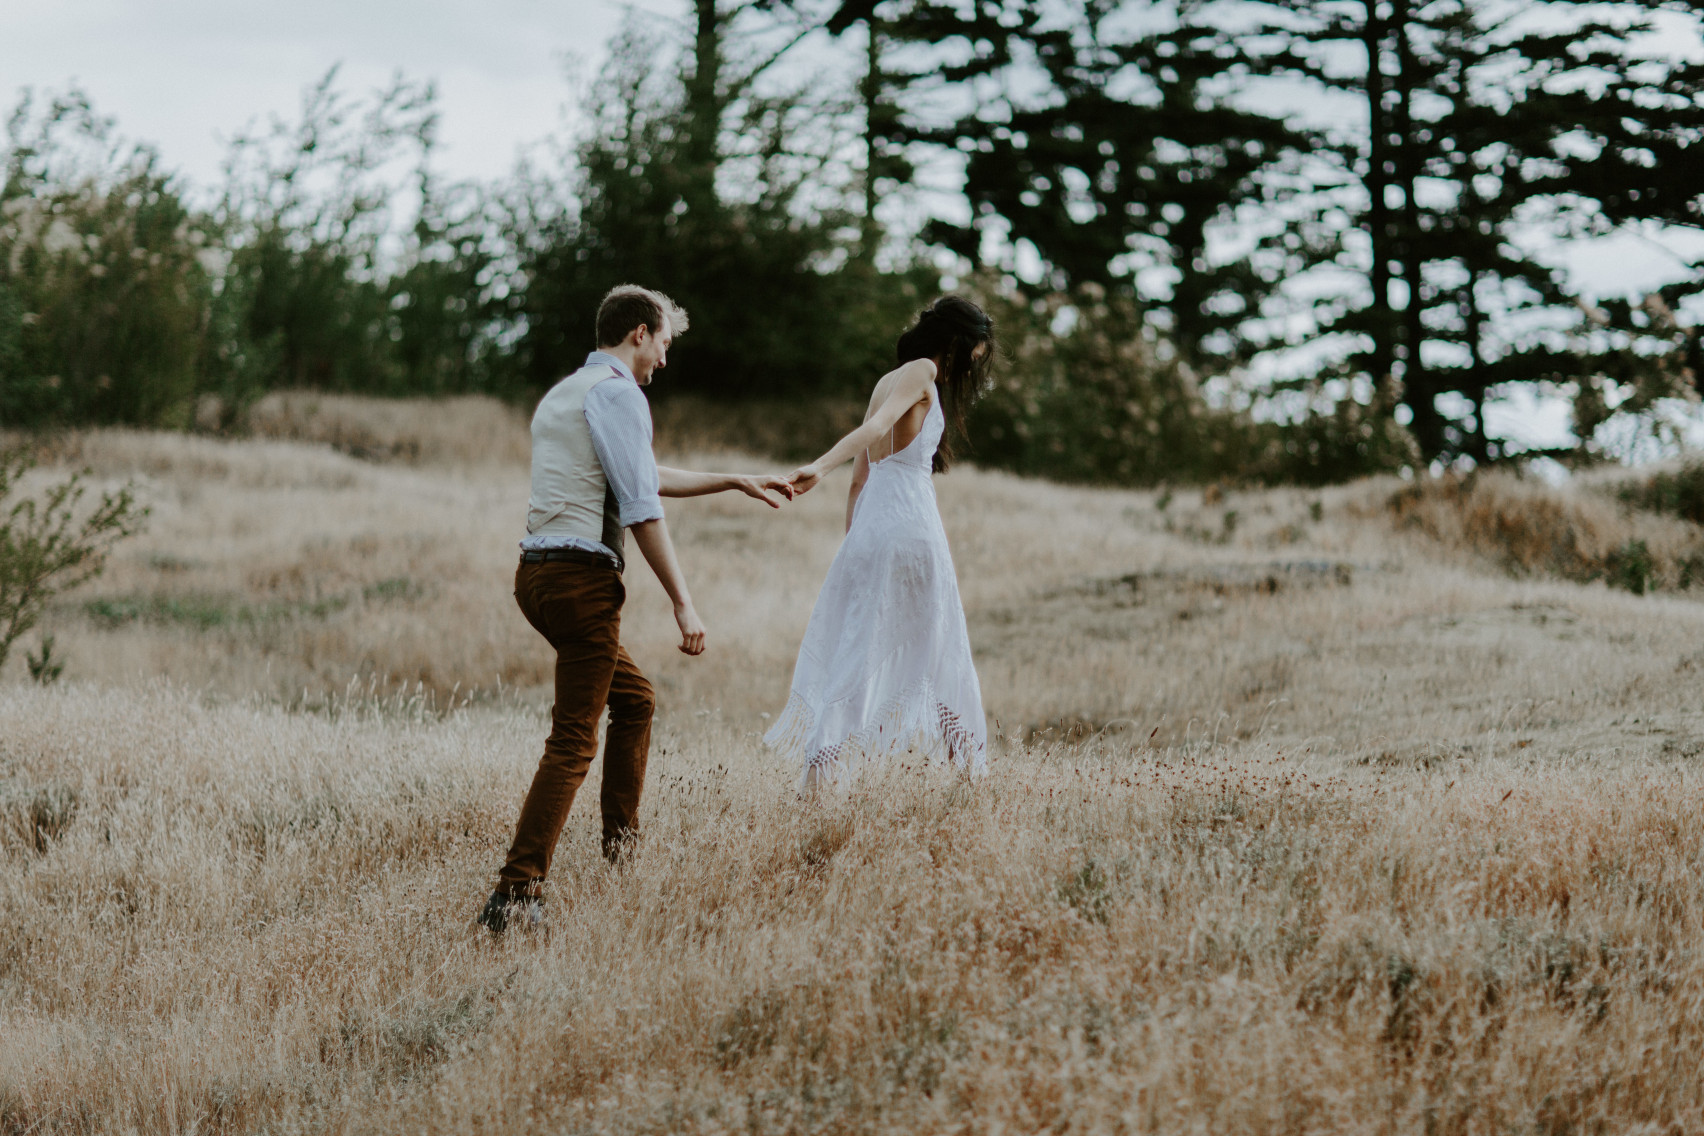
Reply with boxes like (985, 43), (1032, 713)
(1247, 378), (1420, 487)
(1616, 462), (1704, 525)
(25, 633), (63, 683)
(0, 447), (147, 671)
(1605, 539), (1654, 595)
(962, 282), (1417, 487)
(964, 284), (1248, 485)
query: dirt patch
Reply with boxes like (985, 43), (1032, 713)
(1096, 560), (1358, 600)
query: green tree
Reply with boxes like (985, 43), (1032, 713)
(0, 89), (211, 428)
(928, 0), (1703, 465)
(1211, 0), (1704, 462)
(510, 7), (922, 401)
(929, 0), (1317, 372)
(383, 176), (510, 398)
(210, 69), (431, 399)
(208, 68), (510, 407)
(804, 0), (1043, 268)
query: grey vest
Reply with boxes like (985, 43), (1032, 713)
(526, 363), (627, 570)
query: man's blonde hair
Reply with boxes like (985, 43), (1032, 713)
(595, 284), (690, 348)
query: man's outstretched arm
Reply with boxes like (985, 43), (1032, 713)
(656, 466), (794, 507)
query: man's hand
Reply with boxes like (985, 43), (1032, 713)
(631, 517), (705, 656)
(674, 600), (706, 655)
(732, 474), (795, 508)
(787, 464), (823, 496)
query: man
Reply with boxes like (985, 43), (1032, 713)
(478, 284), (791, 933)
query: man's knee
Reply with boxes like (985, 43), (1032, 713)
(610, 675), (655, 720)
(538, 739), (596, 774)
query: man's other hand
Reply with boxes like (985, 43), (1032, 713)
(674, 600), (707, 655)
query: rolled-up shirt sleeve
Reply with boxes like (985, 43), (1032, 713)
(583, 377), (664, 528)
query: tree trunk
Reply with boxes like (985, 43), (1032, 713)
(1363, 0), (1395, 393)
(858, 16), (882, 269)
(1390, 0), (1443, 458)
(683, 0), (725, 218)
(1464, 268), (1491, 464)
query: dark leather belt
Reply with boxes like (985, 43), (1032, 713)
(519, 548), (620, 571)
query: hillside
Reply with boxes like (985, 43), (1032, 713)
(2, 398), (1702, 1133)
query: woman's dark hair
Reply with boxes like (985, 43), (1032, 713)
(895, 295), (994, 472)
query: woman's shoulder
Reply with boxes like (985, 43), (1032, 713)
(900, 357), (938, 385)
(872, 359), (936, 403)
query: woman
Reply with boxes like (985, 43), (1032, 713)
(765, 296), (994, 788)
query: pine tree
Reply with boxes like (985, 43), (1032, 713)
(1211, 0), (1704, 461)
(927, 0), (1703, 463)
(791, 0), (1043, 268)
(509, 4), (907, 399)
(926, 0), (1321, 371)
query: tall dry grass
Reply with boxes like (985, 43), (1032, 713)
(243, 391), (534, 468)
(4, 396), (1704, 1133)
(5, 684), (1702, 1134)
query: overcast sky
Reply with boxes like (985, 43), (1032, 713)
(5, 0), (1698, 455)
(0, 0), (683, 187)
(6, 0), (1694, 302)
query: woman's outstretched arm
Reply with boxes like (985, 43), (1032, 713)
(787, 360), (936, 495)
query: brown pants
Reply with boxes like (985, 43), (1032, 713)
(497, 559), (655, 898)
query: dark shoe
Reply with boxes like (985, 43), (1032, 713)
(476, 890), (543, 934)
(602, 829), (639, 866)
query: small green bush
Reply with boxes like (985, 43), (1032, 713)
(25, 633), (63, 683)
(962, 282), (1418, 487)
(1616, 462), (1704, 525)
(1605, 539), (1654, 595)
(0, 447), (147, 671)
(964, 284), (1251, 485)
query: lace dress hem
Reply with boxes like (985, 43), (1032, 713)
(764, 684), (987, 789)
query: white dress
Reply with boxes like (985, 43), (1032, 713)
(765, 394), (988, 785)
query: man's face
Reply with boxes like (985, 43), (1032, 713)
(631, 319), (673, 386)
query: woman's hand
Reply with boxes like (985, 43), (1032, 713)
(731, 474), (794, 507)
(787, 464), (824, 496)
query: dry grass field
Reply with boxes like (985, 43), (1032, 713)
(4, 394), (1704, 1134)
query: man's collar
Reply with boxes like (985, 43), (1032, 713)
(585, 350), (636, 384)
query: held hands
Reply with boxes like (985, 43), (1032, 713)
(733, 474), (795, 508)
(674, 599), (706, 656)
(786, 464), (823, 496)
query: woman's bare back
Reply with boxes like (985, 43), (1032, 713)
(862, 367), (935, 465)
